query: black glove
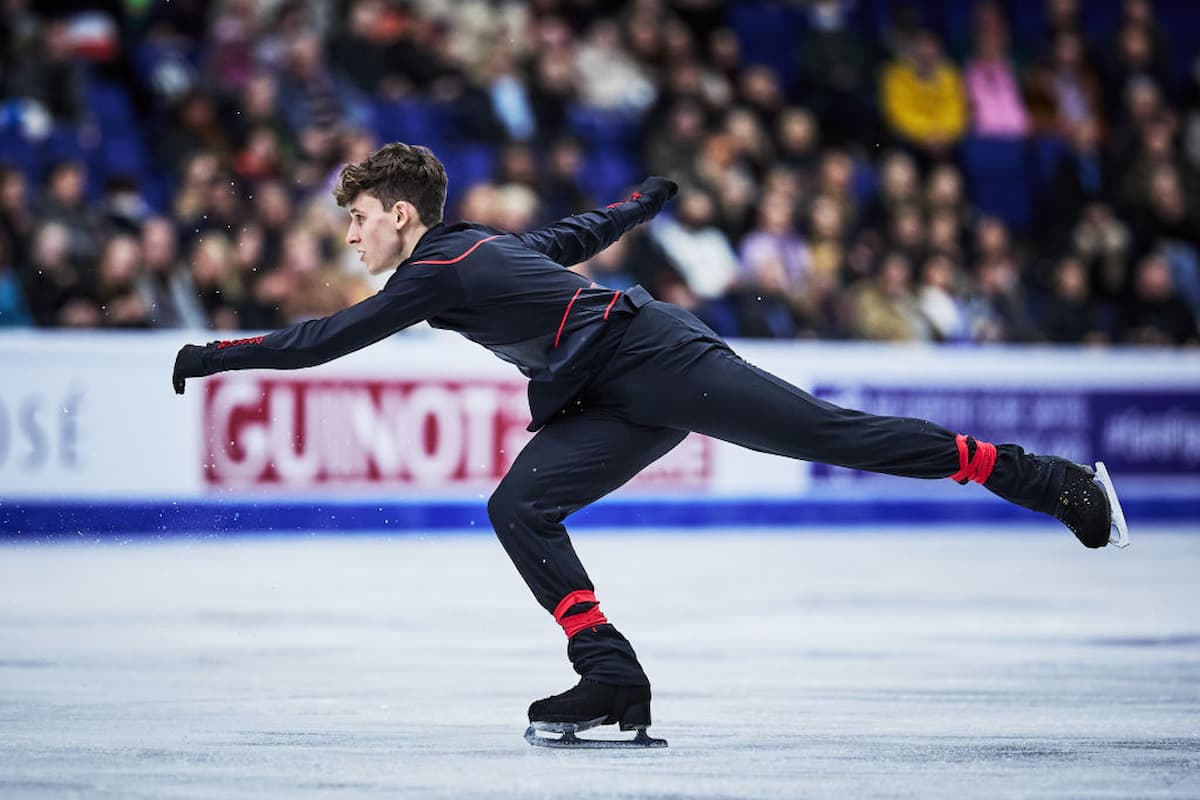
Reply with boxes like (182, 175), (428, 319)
(172, 344), (209, 395)
(637, 176), (678, 204)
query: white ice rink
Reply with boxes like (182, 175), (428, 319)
(2, 527), (1198, 799)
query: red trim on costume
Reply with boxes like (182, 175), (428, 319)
(561, 606), (608, 638)
(603, 291), (621, 319)
(553, 590), (597, 621)
(606, 191), (643, 209)
(553, 288), (585, 348)
(216, 335), (265, 349)
(949, 434), (997, 484)
(553, 590), (608, 639)
(411, 234), (501, 265)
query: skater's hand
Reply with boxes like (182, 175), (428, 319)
(637, 176), (678, 204)
(172, 344), (207, 395)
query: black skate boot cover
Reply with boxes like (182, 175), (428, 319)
(1053, 464), (1111, 548)
(528, 678), (652, 731)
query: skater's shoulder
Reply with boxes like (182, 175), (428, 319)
(408, 222), (510, 266)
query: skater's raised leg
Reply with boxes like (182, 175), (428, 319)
(487, 405), (685, 733)
(595, 303), (1119, 548)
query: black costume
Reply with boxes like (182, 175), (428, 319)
(173, 181), (1101, 692)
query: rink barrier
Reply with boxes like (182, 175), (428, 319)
(2, 496), (1195, 538)
(3, 331), (1200, 533)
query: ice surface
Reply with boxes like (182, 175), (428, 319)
(1, 527), (1198, 799)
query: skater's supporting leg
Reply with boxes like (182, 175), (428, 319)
(488, 407), (687, 684)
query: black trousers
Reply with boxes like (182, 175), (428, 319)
(487, 302), (1067, 685)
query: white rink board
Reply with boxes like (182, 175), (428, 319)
(2, 330), (1199, 509)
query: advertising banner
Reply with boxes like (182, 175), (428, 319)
(2, 330), (1198, 534)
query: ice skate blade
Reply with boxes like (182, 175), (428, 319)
(1094, 461), (1129, 548)
(524, 726), (668, 749)
(529, 717), (606, 734)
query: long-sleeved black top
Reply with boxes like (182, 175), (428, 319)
(197, 191), (668, 430)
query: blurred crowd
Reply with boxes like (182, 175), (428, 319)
(0, 0), (1198, 346)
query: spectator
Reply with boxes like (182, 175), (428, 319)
(1042, 116), (1107, 248)
(1072, 202), (1133, 303)
(95, 234), (152, 328)
(1026, 30), (1103, 135)
(736, 190), (811, 338)
(21, 222), (84, 326)
(795, 0), (876, 146)
(41, 160), (102, 272)
(207, 0), (262, 92)
(863, 150), (920, 234)
(690, 132), (757, 237)
(1183, 53), (1200, 172)
(881, 30), (968, 163)
(854, 251), (928, 341)
(925, 163), (966, 222)
(0, 236), (33, 327)
(967, 255), (1040, 342)
(1130, 165), (1200, 317)
(575, 18), (656, 113)
(538, 137), (592, 221)
(917, 251), (968, 342)
(651, 187), (739, 309)
(276, 30), (365, 136)
(188, 233), (242, 329)
(232, 73), (296, 161)
(774, 106), (821, 188)
(737, 65), (786, 129)
(644, 99), (707, 178)
(3, 17), (86, 125)
(138, 216), (207, 329)
(964, 2), (1030, 138)
(0, 167), (35, 269)
(1122, 252), (1199, 344)
(482, 42), (538, 143)
(1101, 12), (1171, 121)
(1040, 254), (1107, 344)
(807, 193), (849, 290)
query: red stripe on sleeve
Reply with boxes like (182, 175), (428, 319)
(553, 287), (585, 348)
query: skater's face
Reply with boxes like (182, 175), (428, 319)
(345, 193), (408, 275)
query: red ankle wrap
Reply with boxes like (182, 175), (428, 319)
(553, 590), (609, 639)
(949, 434), (997, 484)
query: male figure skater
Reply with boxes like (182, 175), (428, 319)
(173, 143), (1126, 748)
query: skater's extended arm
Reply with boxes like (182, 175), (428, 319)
(171, 263), (462, 394)
(514, 177), (677, 267)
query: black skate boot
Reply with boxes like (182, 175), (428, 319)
(525, 679), (666, 748)
(979, 443), (1128, 549)
(1053, 461), (1128, 549)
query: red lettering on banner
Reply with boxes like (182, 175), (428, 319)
(202, 377), (711, 490)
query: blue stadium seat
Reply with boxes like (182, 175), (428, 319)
(1030, 135), (1070, 192)
(959, 136), (1032, 231)
(440, 143), (496, 206)
(370, 99), (450, 149)
(85, 78), (138, 134)
(0, 127), (40, 184)
(726, 1), (804, 89)
(566, 105), (642, 150)
(41, 126), (86, 165)
(579, 149), (641, 204)
(852, 158), (879, 208)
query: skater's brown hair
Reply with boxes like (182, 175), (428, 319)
(334, 143), (447, 226)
